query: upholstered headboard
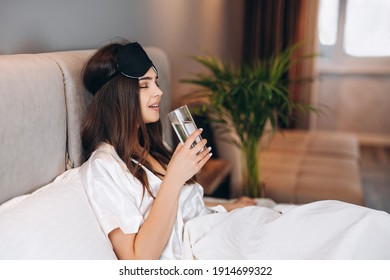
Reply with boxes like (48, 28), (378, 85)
(0, 47), (172, 204)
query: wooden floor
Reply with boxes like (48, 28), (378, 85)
(359, 145), (390, 213)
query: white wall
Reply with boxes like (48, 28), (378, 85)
(313, 69), (390, 145)
(0, 0), (244, 107)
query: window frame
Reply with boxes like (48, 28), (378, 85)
(317, 0), (390, 74)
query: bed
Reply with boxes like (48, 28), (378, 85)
(0, 47), (389, 260)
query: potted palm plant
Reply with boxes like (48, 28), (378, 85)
(182, 45), (316, 198)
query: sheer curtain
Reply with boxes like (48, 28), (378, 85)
(242, 0), (319, 129)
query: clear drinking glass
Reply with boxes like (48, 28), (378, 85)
(168, 105), (204, 150)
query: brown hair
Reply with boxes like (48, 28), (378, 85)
(81, 41), (172, 198)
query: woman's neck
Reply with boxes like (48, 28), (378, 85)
(146, 154), (166, 176)
(133, 142), (166, 178)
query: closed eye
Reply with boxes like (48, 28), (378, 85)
(139, 75), (159, 88)
(139, 81), (159, 89)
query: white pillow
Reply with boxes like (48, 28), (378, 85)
(0, 194), (30, 213)
(0, 168), (117, 260)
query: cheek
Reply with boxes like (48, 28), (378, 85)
(139, 95), (150, 121)
(139, 94), (148, 109)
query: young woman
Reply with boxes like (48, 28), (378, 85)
(79, 40), (255, 260)
(80, 40), (390, 260)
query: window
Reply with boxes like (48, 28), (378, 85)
(344, 0), (390, 57)
(318, 0), (339, 45)
(318, 0), (390, 57)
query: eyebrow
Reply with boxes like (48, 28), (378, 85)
(139, 75), (159, 81)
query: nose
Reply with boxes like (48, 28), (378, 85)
(154, 84), (163, 97)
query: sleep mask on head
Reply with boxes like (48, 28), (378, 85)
(91, 42), (157, 94)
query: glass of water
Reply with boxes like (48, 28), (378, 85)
(168, 105), (204, 150)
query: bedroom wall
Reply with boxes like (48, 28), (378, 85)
(0, 0), (244, 107)
(312, 70), (390, 145)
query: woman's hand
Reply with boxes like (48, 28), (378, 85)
(165, 129), (212, 188)
(224, 196), (257, 211)
(205, 196), (257, 212)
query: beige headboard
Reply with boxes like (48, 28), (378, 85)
(0, 47), (172, 204)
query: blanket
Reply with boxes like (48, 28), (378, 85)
(182, 200), (390, 259)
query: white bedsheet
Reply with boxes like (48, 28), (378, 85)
(182, 200), (390, 259)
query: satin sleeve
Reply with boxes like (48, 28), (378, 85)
(81, 152), (145, 236)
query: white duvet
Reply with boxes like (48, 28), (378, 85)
(182, 200), (390, 259)
(77, 146), (390, 260)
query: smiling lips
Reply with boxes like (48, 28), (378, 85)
(148, 103), (160, 111)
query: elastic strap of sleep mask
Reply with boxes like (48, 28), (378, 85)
(91, 42), (157, 94)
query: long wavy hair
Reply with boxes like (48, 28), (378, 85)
(81, 41), (173, 198)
